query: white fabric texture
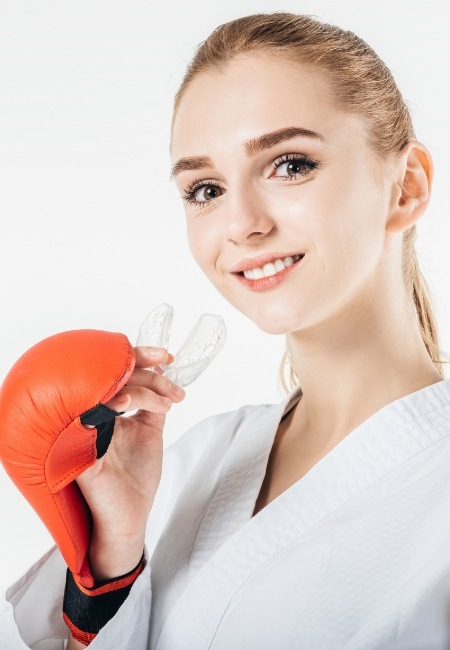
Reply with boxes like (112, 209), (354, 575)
(3, 378), (450, 649)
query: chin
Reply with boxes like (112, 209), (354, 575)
(244, 308), (300, 336)
(221, 289), (306, 335)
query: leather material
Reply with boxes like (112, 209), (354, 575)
(0, 330), (135, 588)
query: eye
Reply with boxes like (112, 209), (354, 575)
(271, 154), (319, 180)
(182, 180), (224, 208)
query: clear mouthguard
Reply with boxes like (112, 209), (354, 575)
(136, 304), (226, 387)
(136, 303), (173, 350)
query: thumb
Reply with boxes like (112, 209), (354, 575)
(134, 346), (174, 369)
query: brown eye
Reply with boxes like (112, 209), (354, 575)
(194, 184), (223, 203)
(286, 161), (304, 175)
(272, 155), (319, 179)
(182, 180), (225, 209)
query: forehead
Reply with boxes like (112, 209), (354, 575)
(171, 53), (368, 159)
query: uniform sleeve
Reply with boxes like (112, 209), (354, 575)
(1, 543), (152, 650)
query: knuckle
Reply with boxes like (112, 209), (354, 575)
(148, 372), (160, 388)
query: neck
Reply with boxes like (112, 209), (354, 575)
(286, 285), (443, 450)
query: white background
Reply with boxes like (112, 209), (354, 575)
(1, 0), (449, 590)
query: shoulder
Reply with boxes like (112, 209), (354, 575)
(163, 384), (303, 470)
(147, 389), (300, 531)
(164, 399), (275, 463)
(145, 399), (278, 546)
(149, 404), (282, 512)
(166, 385), (301, 461)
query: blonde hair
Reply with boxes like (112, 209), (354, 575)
(172, 12), (450, 390)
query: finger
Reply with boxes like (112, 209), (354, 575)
(131, 407), (167, 429)
(124, 368), (185, 402)
(134, 346), (175, 369)
(108, 393), (131, 412)
(105, 385), (173, 414)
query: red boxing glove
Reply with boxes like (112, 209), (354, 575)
(0, 330), (135, 588)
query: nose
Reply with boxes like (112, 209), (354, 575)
(225, 184), (275, 245)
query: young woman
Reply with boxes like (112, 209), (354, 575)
(2, 12), (450, 649)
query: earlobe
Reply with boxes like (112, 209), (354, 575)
(386, 141), (434, 233)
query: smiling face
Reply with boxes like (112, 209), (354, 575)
(171, 53), (399, 335)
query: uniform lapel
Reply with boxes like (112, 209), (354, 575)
(187, 387), (302, 579)
(148, 391), (296, 649)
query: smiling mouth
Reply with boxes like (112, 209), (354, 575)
(236, 254), (304, 280)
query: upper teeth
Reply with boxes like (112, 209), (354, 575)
(243, 255), (302, 280)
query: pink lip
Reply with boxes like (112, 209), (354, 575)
(233, 254), (305, 292)
(230, 251), (305, 273)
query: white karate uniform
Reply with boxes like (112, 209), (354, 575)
(3, 379), (450, 649)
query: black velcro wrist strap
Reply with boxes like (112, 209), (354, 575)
(80, 403), (125, 459)
(63, 554), (144, 646)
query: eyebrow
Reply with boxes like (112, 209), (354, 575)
(170, 126), (324, 179)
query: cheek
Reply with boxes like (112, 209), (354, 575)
(186, 220), (219, 279)
(310, 159), (387, 253)
(315, 174), (389, 303)
(186, 227), (204, 268)
(280, 166), (389, 311)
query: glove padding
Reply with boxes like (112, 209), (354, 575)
(0, 330), (135, 588)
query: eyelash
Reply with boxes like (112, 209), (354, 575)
(181, 152), (319, 209)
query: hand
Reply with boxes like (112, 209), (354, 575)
(74, 345), (185, 580)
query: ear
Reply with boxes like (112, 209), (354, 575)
(385, 140), (433, 234)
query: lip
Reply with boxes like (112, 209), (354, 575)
(230, 251), (306, 274)
(233, 254), (305, 292)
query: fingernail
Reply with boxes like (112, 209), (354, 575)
(146, 346), (167, 360)
(170, 383), (185, 397)
(160, 396), (172, 409)
(166, 353), (175, 364)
